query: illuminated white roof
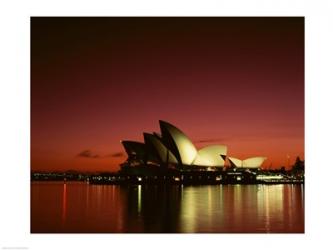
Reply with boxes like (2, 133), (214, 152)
(121, 120), (266, 169)
(228, 157), (243, 168)
(228, 156), (266, 168)
(193, 145), (227, 167)
(159, 120), (197, 165)
(144, 133), (178, 164)
(243, 157), (267, 168)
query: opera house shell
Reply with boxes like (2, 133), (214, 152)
(121, 120), (266, 169)
(226, 156), (267, 169)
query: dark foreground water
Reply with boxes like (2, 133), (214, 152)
(31, 182), (304, 233)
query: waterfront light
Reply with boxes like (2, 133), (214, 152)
(256, 175), (284, 180)
(138, 185), (142, 213)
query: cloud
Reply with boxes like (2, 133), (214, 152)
(109, 152), (125, 158)
(77, 150), (125, 159)
(194, 138), (229, 143)
(77, 150), (100, 158)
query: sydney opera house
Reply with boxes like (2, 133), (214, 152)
(121, 120), (266, 171)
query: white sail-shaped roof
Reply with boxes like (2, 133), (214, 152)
(159, 120), (197, 165)
(121, 141), (146, 156)
(121, 120), (266, 169)
(143, 133), (178, 164)
(228, 156), (266, 168)
(228, 156), (242, 168)
(193, 145), (227, 167)
(243, 157), (267, 168)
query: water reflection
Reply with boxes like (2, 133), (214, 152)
(31, 182), (304, 233)
(124, 185), (182, 232)
(62, 183), (67, 226)
(138, 185), (141, 214)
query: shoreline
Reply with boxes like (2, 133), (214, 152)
(31, 179), (304, 185)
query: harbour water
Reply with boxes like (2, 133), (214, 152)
(31, 182), (304, 233)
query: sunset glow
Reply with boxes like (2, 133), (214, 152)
(31, 17), (304, 172)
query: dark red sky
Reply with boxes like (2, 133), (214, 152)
(31, 17), (304, 172)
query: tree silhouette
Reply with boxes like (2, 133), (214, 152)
(292, 156), (304, 172)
